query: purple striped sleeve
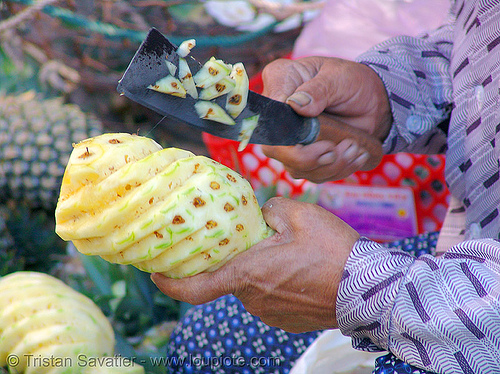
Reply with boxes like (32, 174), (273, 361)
(355, 24), (454, 155)
(336, 238), (500, 373)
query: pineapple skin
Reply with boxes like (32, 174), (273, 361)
(0, 91), (102, 274)
(55, 133), (272, 278)
(0, 91), (103, 211)
(0, 271), (115, 373)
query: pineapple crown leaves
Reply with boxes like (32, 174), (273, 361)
(2, 202), (66, 274)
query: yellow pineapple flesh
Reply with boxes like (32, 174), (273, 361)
(55, 133), (272, 278)
(0, 271), (115, 373)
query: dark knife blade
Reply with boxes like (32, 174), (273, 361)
(117, 28), (319, 146)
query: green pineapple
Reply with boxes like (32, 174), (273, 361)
(0, 91), (103, 211)
(0, 91), (103, 274)
(55, 133), (273, 278)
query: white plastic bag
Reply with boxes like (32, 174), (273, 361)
(292, 0), (451, 60)
(289, 329), (382, 374)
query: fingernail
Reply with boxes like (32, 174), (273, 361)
(318, 151), (335, 165)
(354, 152), (369, 165)
(287, 92), (312, 107)
(343, 144), (358, 160)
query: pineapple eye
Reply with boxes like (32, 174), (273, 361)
(228, 94), (242, 105)
(205, 220), (217, 229)
(236, 224), (244, 232)
(226, 174), (237, 183)
(172, 215), (185, 224)
(78, 147), (92, 159)
(154, 231), (163, 239)
(108, 139), (121, 144)
(210, 181), (220, 190)
(193, 197), (206, 207)
(215, 83), (225, 92)
(224, 203), (234, 212)
(241, 195), (248, 206)
(219, 238), (229, 246)
(208, 67), (218, 76)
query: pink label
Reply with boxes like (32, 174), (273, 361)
(317, 184), (418, 242)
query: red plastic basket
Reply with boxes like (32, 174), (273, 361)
(203, 72), (450, 238)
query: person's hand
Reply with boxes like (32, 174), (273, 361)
(267, 113), (384, 183)
(151, 197), (360, 333)
(260, 57), (392, 183)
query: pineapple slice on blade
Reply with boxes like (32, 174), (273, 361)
(0, 272), (116, 373)
(55, 133), (273, 278)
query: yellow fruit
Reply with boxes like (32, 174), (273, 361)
(0, 272), (115, 373)
(55, 133), (272, 278)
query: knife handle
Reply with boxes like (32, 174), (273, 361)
(316, 114), (384, 171)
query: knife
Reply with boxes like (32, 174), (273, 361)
(117, 28), (382, 167)
(117, 28), (318, 146)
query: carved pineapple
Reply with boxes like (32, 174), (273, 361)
(55, 133), (272, 278)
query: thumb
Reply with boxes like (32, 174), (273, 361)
(260, 197), (303, 239)
(286, 76), (332, 118)
(262, 57), (340, 118)
(150, 266), (236, 305)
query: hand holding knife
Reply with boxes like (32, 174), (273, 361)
(117, 28), (383, 179)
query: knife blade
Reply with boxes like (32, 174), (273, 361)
(117, 28), (319, 146)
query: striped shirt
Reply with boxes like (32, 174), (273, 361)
(337, 1), (500, 372)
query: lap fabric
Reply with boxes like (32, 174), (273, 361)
(165, 231), (439, 374)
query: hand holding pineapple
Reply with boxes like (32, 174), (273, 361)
(151, 197), (360, 333)
(55, 133), (273, 278)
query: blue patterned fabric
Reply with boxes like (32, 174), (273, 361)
(166, 295), (322, 373)
(165, 232), (439, 374)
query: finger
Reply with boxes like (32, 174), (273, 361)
(284, 141), (370, 183)
(284, 60), (339, 118)
(261, 59), (303, 102)
(150, 268), (235, 305)
(261, 141), (337, 171)
(260, 197), (305, 236)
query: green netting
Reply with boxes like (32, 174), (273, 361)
(5, 0), (280, 47)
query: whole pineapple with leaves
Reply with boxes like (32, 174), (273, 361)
(0, 91), (103, 211)
(55, 133), (273, 278)
(0, 271), (145, 374)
